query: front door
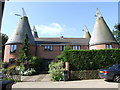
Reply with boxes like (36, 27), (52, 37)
(44, 59), (53, 71)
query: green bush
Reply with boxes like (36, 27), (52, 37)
(30, 56), (44, 73)
(2, 62), (9, 68)
(49, 61), (65, 81)
(59, 49), (120, 70)
(16, 56), (44, 75)
(16, 65), (36, 76)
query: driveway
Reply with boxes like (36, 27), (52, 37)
(12, 74), (119, 88)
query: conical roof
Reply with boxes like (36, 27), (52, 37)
(83, 26), (91, 38)
(89, 8), (118, 46)
(32, 26), (38, 38)
(6, 9), (35, 45)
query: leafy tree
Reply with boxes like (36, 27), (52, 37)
(113, 24), (120, 44)
(17, 34), (31, 64)
(0, 33), (8, 59)
(57, 45), (71, 62)
(17, 34), (44, 75)
(1, 33), (8, 45)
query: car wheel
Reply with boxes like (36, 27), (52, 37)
(113, 75), (120, 83)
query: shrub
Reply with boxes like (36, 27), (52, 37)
(7, 65), (17, 75)
(49, 61), (65, 81)
(23, 68), (36, 76)
(59, 49), (120, 70)
(16, 65), (36, 76)
(30, 56), (44, 73)
(2, 62), (9, 68)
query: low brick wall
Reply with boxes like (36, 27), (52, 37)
(69, 70), (100, 80)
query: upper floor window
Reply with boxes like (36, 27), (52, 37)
(10, 45), (17, 53)
(106, 44), (112, 49)
(44, 45), (52, 51)
(72, 45), (81, 50)
(60, 45), (65, 51)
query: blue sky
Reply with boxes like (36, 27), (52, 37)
(1, 2), (118, 38)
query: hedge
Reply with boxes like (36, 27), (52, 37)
(61, 49), (120, 70)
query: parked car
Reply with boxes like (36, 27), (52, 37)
(99, 64), (120, 83)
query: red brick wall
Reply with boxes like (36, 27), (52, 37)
(36, 45), (62, 61)
(80, 45), (89, 49)
(37, 45), (89, 61)
(90, 44), (106, 50)
(90, 43), (119, 50)
(4, 44), (36, 62)
(4, 44), (89, 62)
(112, 43), (120, 48)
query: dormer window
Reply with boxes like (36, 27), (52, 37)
(10, 45), (17, 53)
(106, 44), (112, 49)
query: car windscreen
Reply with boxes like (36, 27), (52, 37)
(117, 66), (120, 70)
(108, 64), (119, 70)
(102, 65), (113, 69)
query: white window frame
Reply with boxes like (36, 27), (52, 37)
(44, 45), (52, 51)
(106, 44), (112, 49)
(10, 45), (17, 53)
(60, 45), (65, 51)
(72, 45), (81, 50)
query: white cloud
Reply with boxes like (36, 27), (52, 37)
(35, 23), (65, 36)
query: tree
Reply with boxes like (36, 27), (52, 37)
(57, 45), (71, 62)
(17, 34), (31, 64)
(113, 24), (120, 44)
(0, 33), (8, 59)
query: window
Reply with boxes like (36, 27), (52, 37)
(72, 45), (81, 50)
(117, 66), (120, 69)
(60, 45), (65, 51)
(44, 45), (52, 51)
(106, 44), (112, 49)
(10, 45), (17, 53)
(9, 58), (16, 64)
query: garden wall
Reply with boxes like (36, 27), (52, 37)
(69, 70), (100, 80)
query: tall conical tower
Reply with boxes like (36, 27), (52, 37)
(89, 8), (119, 49)
(4, 8), (36, 63)
(32, 26), (38, 38)
(83, 25), (91, 38)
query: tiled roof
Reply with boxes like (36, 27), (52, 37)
(35, 38), (89, 45)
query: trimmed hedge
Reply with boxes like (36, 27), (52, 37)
(61, 49), (120, 70)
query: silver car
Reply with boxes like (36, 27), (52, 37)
(99, 64), (120, 83)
